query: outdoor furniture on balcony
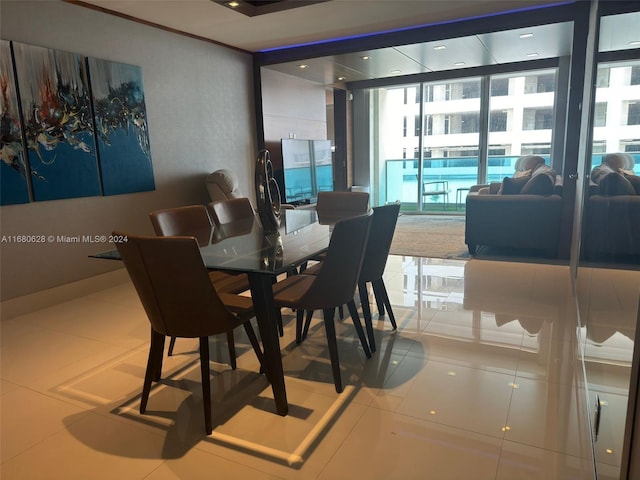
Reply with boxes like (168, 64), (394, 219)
(422, 180), (449, 208)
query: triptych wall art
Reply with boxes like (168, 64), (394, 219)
(0, 40), (155, 205)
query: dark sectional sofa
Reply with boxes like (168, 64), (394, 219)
(465, 155), (563, 257)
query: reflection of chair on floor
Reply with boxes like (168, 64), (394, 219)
(272, 213), (374, 393)
(422, 181), (449, 208)
(114, 232), (264, 434)
(149, 205), (250, 361)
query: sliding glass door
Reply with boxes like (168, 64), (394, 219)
(369, 68), (558, 212)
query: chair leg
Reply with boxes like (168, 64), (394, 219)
(302, 310), (313, 341)
(168, 336), (177, 356)
(141, 330), (164, 414)
(295, 309), (305, 344)
(372, 281), (385, 316)
(226, 330), (237, 370)
(322, 308), (343, 393)
(347, 300), (372, 358)
(277, 309), (284, 337)
(372, 278), (397, 330)
(338, 305), (344, 320)
(153, 334), (166, 382)
(199, 337), (213, 435)
(358, 282), (375, 352)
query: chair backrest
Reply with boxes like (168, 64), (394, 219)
(149, 205), (213, 245)
(206, 169), (242, 202)
(358, 202), (401, 282)
(316, 191), (370, 223)
(114, 232), (238, 338)
(297, 212), (373, 310)
(208, 197), (255, 226)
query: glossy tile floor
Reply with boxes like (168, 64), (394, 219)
(1, 257), (637, 479)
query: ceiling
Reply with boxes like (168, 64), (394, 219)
(72, 1), (640, 87)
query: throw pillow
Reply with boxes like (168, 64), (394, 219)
(599, 172), (636, 195)
(500, 175), (530, 195)
(623, 173), (640, 195)
(520, 172), (555, 195)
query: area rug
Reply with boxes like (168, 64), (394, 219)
(390, 214), (470, 260)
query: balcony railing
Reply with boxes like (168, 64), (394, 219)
(382, 154), (640, 212)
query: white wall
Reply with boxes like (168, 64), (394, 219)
(0, 1), (257, 300)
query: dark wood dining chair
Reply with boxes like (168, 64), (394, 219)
(299, 203), (401, 353)
(114, 232), (264, 434)
(149, 205), (250, 361)
(271, 212), (373, 393)
(208, 197), (255, 226)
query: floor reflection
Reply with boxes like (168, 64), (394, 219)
(0, 256), (637, 479)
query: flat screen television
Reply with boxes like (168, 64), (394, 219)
(281, 139), (333, 204)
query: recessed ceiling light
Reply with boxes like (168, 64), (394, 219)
(526, 52), (539, 57)
(337, 76), (346, 81)
(361, 55), (370, 60)
(454, 62), (466, 66)
(434, 45), (447, 51)
(520, 33), (534, 39)
(629, 41), (640, 46)
(298, 64), (309, 69)
(390, 69), (402, 74)
(228, 1), (240, 7)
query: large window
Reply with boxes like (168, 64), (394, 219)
(372, 68), (558, 210)
(523, 107), (554, 130)
(592, 60), (640, 174)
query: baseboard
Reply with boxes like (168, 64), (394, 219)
(0, 268), (129, 321)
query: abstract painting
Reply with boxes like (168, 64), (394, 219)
(12, 41), (101, 201)
(1, 40), (30, 205)
(88, 58), (155, 195)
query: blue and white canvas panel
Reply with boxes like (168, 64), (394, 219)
(12, 42), (101, 202)
(1, 40), (30, 205)
(88, 58), (154, 195)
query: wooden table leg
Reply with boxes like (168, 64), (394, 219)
(248, 272), (288, 416)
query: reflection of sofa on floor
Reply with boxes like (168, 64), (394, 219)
(465, 156), (563, 257)
(462, 261), (566, 334)
(584, 153), (640, 261)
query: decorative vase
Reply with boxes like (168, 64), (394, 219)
(254, 149), (281, 234)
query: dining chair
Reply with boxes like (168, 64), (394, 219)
(299, 203), (401, 353)
(206, 197), (286, 336)
(149, 205), (251, 361)
(208, 197), (255, 226)
(114, 232), (264, 434)
(299, 190), (371, 296)
(315, 191), (370, 223)
(271, 212), (373, 393)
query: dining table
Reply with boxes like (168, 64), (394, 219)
(92, 207), (333, 417)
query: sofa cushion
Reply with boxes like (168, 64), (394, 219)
(500, 175), (530, 194)
(514, 155), (546, 173)
(591, 163), (615, 185)
(599, 172), (636, 196)
(623, 173), (640, 195)
(521, 171), (555, 195)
